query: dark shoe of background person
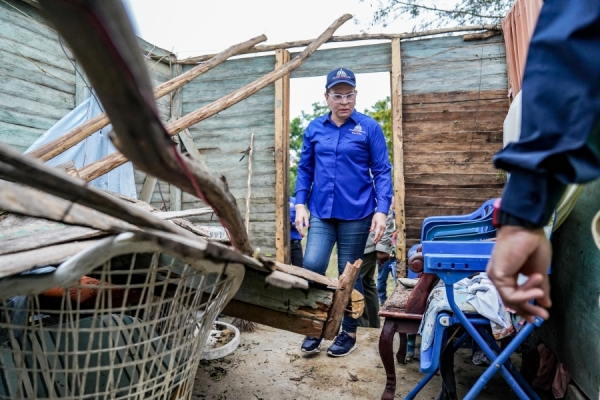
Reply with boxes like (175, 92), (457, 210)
(301, 336), (322, 354)
(326, 331), (357, 357)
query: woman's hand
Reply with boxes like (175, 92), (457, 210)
(371, 212), (387, 244)
(294, 204), (310, 238)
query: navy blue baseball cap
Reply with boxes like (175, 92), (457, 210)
(325, 68), (356, 89)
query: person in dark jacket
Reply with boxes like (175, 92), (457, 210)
(294, 68), (392, 357)
(487, 0), (600, 322)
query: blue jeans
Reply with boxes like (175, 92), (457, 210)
(303, 213), (373, 333)
(377, 257), (397, 304)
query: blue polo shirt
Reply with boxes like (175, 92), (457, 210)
(295, 110), (392, 220)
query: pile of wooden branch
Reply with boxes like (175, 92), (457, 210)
(0, 0), (363, 340)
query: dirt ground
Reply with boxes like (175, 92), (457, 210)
(192, 318), (529, 400)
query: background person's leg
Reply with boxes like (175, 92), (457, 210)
(358, 251), (380, 328)
(290, 240), (304, 267)
(377, 259), (392, 304)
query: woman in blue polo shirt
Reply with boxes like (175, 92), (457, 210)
(294, 68), (392, 357)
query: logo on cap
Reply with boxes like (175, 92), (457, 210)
(335, 69), (349, 79)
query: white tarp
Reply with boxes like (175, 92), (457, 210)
(25, 95), (137, 199)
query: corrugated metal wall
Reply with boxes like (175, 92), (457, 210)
(0, 0), (75, 153)
(400, 35), (508, 248)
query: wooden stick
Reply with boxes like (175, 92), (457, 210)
(244, 132), (254, 233)
(0, 180), (138, 232)
(274, 49), (291, 264)
(77, 14), (353, 184)
(322, 259), (363, 340)
(178, 24), (501, 64)
(0, 144), (195, 239)
(391, 38), (407, 279)
(27, 34), (267, 162)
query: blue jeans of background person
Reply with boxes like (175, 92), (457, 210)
(377, 257), (397, 304)
(303, 213), (372, 334)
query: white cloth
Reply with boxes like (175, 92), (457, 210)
(25, 95), (137, 198)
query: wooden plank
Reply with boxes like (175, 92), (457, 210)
(274, 49), (291, 264)
(178, 129), (211, 172)
(403, 99), (508, 113)
(404, 173), (502, 186)
(0, 224), (103, 256)
(405, 187), (502, 199)
(322, 260), (362, 340)
(391, 38), (407, 276)
(405, 196), (491, 208)
(403, 90), (507, 105)
(221, 299), (324, 338)
(405, 206), (489, 218)
(404, 162), (500, 174)
(404, 150), (497, 164)
(139, 175), (158, 203)
(0, 240), (100, 278)
(403, 110), (505, 123)
(403, 130), (504, 143)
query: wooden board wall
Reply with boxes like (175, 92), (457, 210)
(400, 35), (508, 248)
(0, 0), (75, 153)
(540, 180), (600, 400)
(180, 55), (277, 256)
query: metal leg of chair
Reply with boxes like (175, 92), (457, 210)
(445, 288), (530, 400)
(478, 324), (541, 400)
(404, 370), (437, 400)
(379, 318), (399, 400)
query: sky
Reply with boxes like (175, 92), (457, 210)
(123, 0), (418, 117)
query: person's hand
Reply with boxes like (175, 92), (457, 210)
(370, 212), (387, 244)
(486, 225), (552, 322)
(294, 204), (309, 238)
(376, 251), (390, 265)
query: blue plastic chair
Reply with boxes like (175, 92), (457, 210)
(419, 199), (495, 243)
(405, 215), (544, 400)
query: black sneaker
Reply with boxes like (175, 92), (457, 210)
(301, 336), (322, 354)
(327, 331), (357, 357)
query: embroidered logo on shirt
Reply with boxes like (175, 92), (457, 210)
(350, 124), (364, 135)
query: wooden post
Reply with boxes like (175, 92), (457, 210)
(391, 38), (407, 278)
(274, 49), (291, 264)
(139, 175), (158, 203)
(322, 259), (363, 340)
(169, 62), (183, 211)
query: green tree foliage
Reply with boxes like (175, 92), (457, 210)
(289, 99), (393, 194)
(365, 0), (513, 30)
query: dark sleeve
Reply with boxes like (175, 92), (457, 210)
(493, 0), (600, 227)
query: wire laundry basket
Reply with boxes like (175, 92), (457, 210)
(0, 231), (245, 399)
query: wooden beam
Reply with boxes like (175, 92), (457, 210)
(322, 259), (362, 339)
(391, 38), (407, 279)
(28, 34), (267, 162)
(178, 128), (211, 173)
(179, 25), (501, 64)
(139, 175), (158, 203)
(0, 144), (195, 239)
(274, 49), (291, 264)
